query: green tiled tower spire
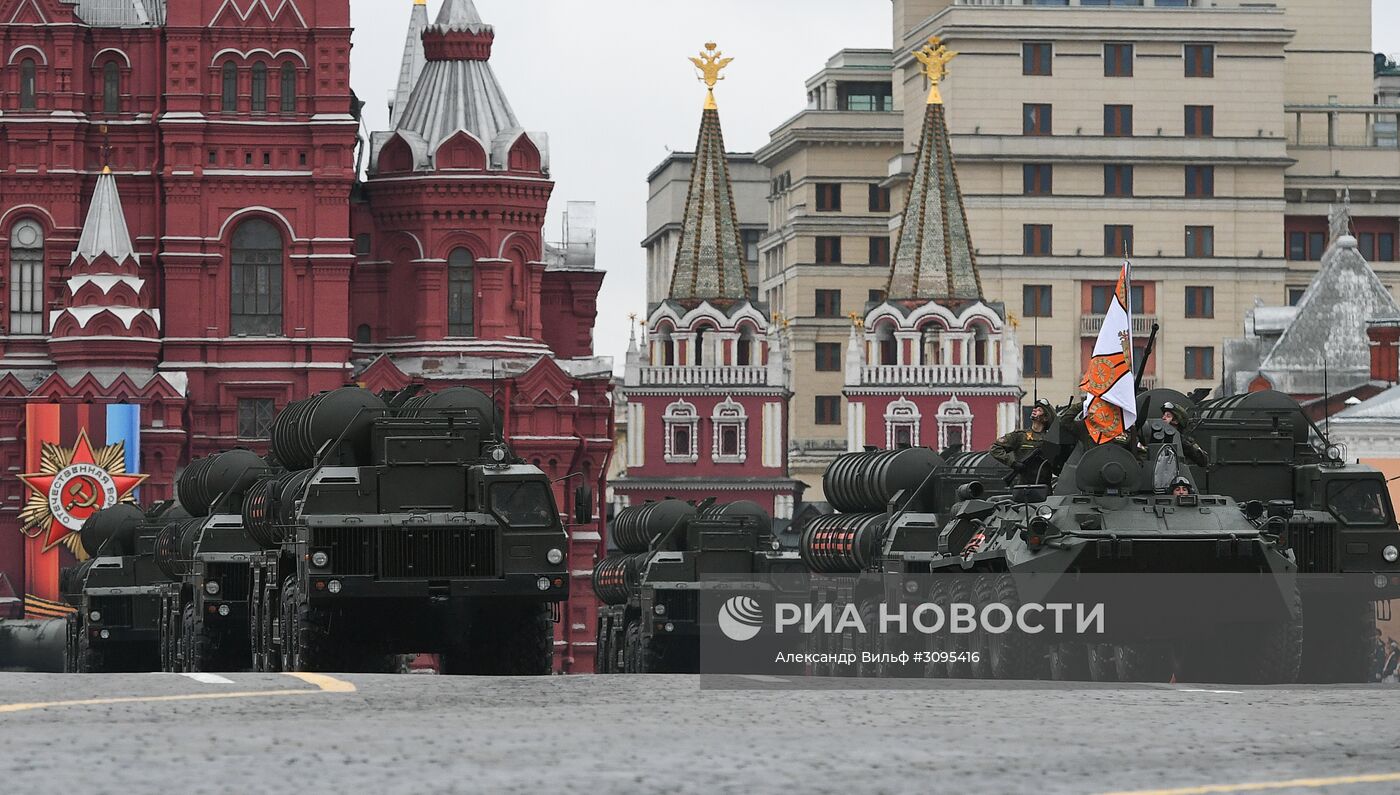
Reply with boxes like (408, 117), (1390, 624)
(886, 37), (982, 302)
(668, 43), (748, 302)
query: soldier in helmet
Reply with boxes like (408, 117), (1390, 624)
(1161, 401), (1208, 467)
(1170, 476), (1195, 497)
(991, 399), (1058, 486)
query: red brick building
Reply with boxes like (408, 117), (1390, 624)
(0, 0), (612, 672)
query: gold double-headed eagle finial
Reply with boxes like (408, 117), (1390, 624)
(690, 42), (733, 111)
(915, 36), (958, 105)
(848, 311), (865, 330)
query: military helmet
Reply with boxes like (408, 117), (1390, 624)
(1170, 476), (1193, 491)
(1161, 401), (1188, 425)
(1034, 398), (1053, 411)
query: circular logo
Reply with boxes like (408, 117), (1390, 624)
(717, 595), (764, 642)
(47, 463), (119, 531)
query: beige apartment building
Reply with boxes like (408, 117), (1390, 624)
(643, 0), (1400, 500)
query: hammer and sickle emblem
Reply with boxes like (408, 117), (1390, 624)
(65, 477), (99, 511)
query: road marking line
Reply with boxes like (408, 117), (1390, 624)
(180, 672), (235, 685)
(0, 673), (355, 715)
(1099, 771), (1400, 795)
(1177, 688), (1243, 695)
(737, 675), (789, 684)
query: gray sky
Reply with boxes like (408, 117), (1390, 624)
(350, 0), (1400, 372)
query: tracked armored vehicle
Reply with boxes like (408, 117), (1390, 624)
(595, 499), (800, 673)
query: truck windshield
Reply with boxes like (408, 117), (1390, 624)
(1327, 479), (1394, 527)
(489, 481), (556, 528)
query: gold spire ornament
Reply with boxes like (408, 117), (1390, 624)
(915, 36), (958, 105)
(690, 42), (733, 110)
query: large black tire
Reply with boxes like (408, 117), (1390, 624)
(595, 615), (611, 674)
(622, 621), (642, 674)
(968, 576), (995, 679)
(75, 624), (102, 674)
(945, 577), (976, 679)
(924, 578), (950, 679)
(855, 598), (881, 678)
(1114, 642), (1172, 683)
(1245, 584), (1304, 685)
(278, 579), (330, 673)
(1048, 642), (1090, 682)
(1087, 643), (1120, 682)
(1301, 595), (1373, 683)
(984, 575), (1042, 680)
(485, 603), (554, 676)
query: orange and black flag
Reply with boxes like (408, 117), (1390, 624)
(1077, 263), (1138, 444)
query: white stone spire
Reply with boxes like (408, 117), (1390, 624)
(74, 168), (136, 265)
(389, 0), (430, 128)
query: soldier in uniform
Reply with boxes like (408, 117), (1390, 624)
(992, 399), (1058, 486)
(1161, 402), (1208, 467)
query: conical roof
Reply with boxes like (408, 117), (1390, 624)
(668, 106), (748, 301)
(434, 0), (485, 31)
(74, 168), (136, 265)
(886, 101), (980, 301)
(1260, 201), (1400, 393)
(389, 0), (429, 128)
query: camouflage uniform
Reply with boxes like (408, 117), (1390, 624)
(991, 427), (1054, 487)
(1163, 403), (1209, 468)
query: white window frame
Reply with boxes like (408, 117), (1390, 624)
(936, 397), (974, 452)
(884, 397), (921, 449)
(663, 399), (700, 464)
(711, 397), (748, 464)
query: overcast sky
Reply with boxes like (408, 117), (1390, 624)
(349, 0), (1400, 372)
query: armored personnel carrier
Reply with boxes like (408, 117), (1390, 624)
(246, 387), (569, 675)
(595, 499), (801, 673)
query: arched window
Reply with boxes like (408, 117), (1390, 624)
(19, 59), (37, 110)
(921, 325), (944, 366)
(447, 248), (474, 336)
(250, 62), (267, 112)
(875, 323), (898, 366)
(736, 326), (757, 367)
(221, 62), (237, 112)
(355, 324), (372, 344)
(280, 63), (296, 113)
(230, 219), (283, 335)
(102, 61), (120, 114)
(9, 220), (44, 334)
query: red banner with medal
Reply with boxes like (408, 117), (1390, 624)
(17, 403), (145, 618)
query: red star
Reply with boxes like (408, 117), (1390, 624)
(19, 429), (147, 554)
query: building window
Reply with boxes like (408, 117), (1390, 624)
(1185, 346), (1215, 380)
(1286, 230), (1326, 262)
(741, 229), (761, 263)
(1023, 285), (1052, 318)
(1185, 286), (1214, 318)
(842, 82), (894, 112)
(816, 236), (842, 265)
(1185, 226), (1215, 257)
(280, 63), (296, 113)
(663, 400), (700, 463)
(8, 220), (44, 334)
(816, 183), (842, 212)
(815, 396), (841, 426)
(1185, 44), (1215, 78)
(356, 324), (372, 344)
(237, 398), (275, 440)
(19, 58), (36, 110)
(354, 233), (371, 255)
(230, 218), (284, 335)
(1023, 224), (1053, 256)
(869, 236), (890, 266)
(1185, 105), (1214, 138)
(1101, 165), (1134, 198)
(1104, 43), (1133, 77)
(1024, 345), (1053, 378)
(815, 342), (842, 372)
(1104, 225), (1134, 257)
(885, 398), (921, 449)
(1024, 104), (1052, 136)
(1023, 164), (1053, 196)
(1023, 42), (1052, 76)
(1287, 286), (1307, 306)
(868, 288), (887, 305)
(815, 289), (842, 318)
(1359, 232), (1398, 262)
(448, 248), (475, 337)
(251, 62), (267, 112)
(102, 61), (120, 114)
(711, 398), (747, 463)
(1185, 165), (1214, 198)
(1104, 105), (1133, 137)
(869, 185), (891, 213)
(221, 62), (237, 111)
(1092, 284), (1145, 315)
(936, 397), (973, 453)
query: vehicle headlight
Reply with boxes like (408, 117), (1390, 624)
(1375, 574), (1389, 589)
(217, 604), (231, 617)
(204, 580), (221, 596)
(327, 580), (343, 595)
(546, 548), (564, 565)
(664, 622), (675, 633)
(654, 603), (666, 616)
(99, 629), (110, 639)
(536, 577), (551, 591)
(88, 610), (101, 623)
(1037, 505), (1054, 519)
(904, 579), (919, 594)
(311, 551), (329, 568)
(1385, 545), (1399, 563)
